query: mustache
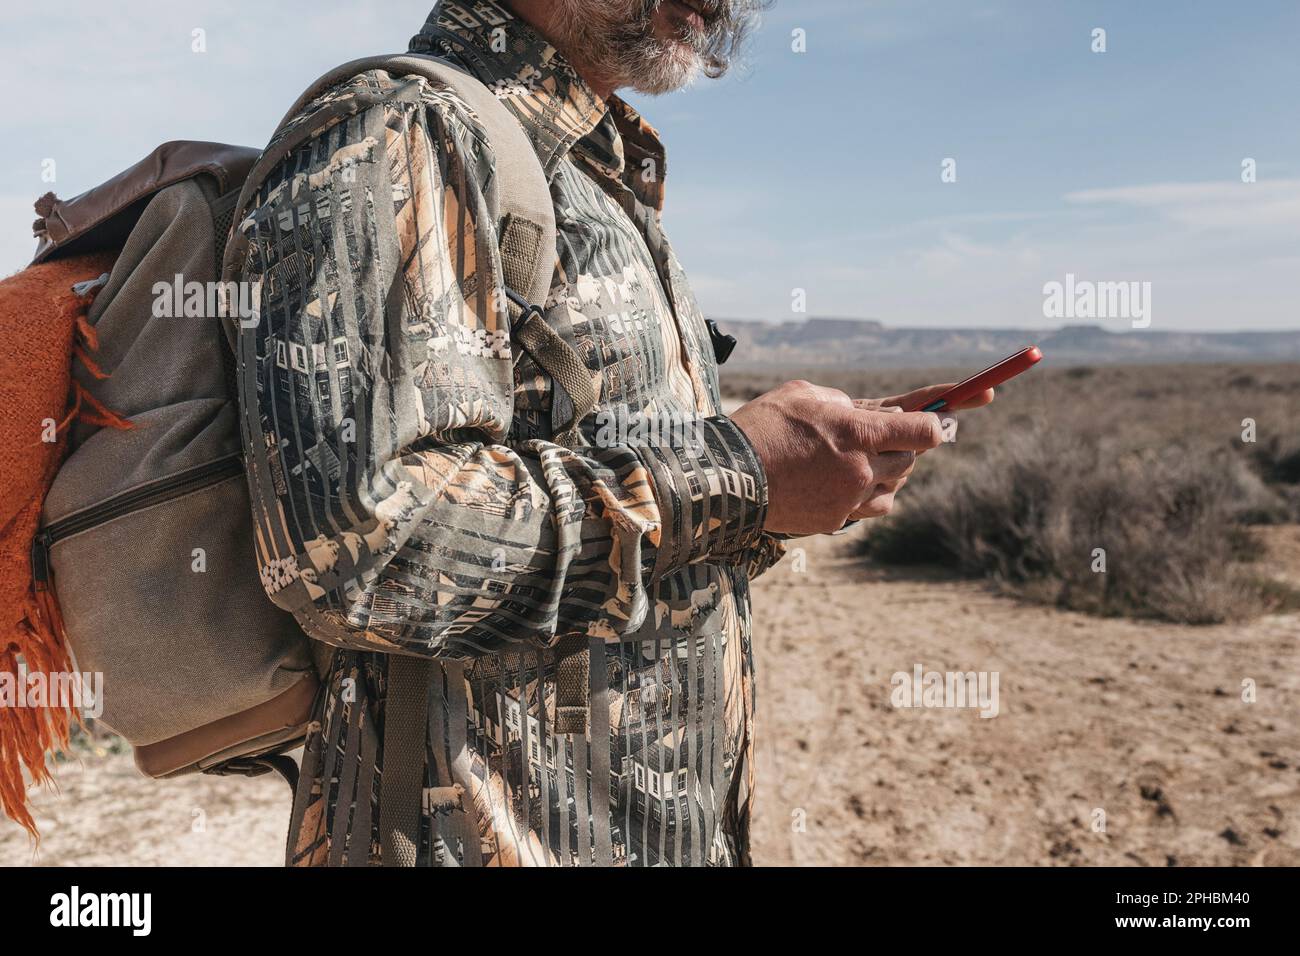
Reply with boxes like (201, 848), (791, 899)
(651, 0), (770, 77)
(661, 0), (740, 31)
(676, 0), (726, 25)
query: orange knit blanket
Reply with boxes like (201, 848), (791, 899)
(0, 250), (126, 837)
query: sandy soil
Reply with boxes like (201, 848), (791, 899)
(748, 526), (1300, 867)
(0, 752), (290, 867)
(4, 526), (1297, 867)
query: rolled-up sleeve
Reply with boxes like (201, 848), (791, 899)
(235, 78), (767, 661)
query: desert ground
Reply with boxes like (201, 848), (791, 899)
(3, 366), (1298, 866)
(750, 523), (1299, 866)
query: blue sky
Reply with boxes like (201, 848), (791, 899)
(2, 0), (1296, 330)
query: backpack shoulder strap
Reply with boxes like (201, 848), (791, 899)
(373, 54), (557, 308)
(224, 54), (553, 307)
(222, 53), (594, 441)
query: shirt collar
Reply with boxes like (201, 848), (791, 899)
(409, 0), (668, 211)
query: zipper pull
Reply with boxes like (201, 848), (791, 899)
(31, 532), (52, 587)
(71, 272), (111, 297)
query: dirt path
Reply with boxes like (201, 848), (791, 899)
(1, 750), (289, 866)
(5, 527), (1297, 867)
(748, 527), (1300, 866)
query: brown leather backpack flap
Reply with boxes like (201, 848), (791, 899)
(31, 140), (259, 265)
(132, 673), (320, 779)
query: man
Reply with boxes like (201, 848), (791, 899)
(237, 0), (990, 866)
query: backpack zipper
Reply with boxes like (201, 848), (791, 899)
(31, 454), (243, 586)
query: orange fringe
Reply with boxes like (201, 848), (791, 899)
(0, 589), (76, 837)
(1, 263), (129, 840)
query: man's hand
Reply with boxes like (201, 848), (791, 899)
(852, 382), (995, 414)
(729, 380), (944, 535)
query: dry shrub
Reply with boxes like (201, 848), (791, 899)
(862, 424), (1283, 624)
(1252, 434), (1300, 520)
(725, 361), (1300, 622)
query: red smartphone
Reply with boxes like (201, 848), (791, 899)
(903, 346), (1043, 413)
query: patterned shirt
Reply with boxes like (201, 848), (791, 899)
(236, 0), (782, 866)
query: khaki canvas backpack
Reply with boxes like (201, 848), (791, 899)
(12, 55), (594, 833)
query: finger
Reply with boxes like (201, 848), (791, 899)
(945, 387), (995, 411)
(896, 384), (955, 410)
(858, 384), (955, 412)
(849, 491), (897, 520)
(851, 399), (904, 412)
(866, 450), (916, 485)
(864, 383), (998, 413)
(855, 410), (943, 452)
(851, 472), (909, 515)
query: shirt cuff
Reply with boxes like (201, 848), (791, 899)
(644, 414), (769, 579)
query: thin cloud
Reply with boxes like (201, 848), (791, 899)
(1064, 180), (1300, 232)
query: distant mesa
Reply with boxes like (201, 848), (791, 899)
(714, 317), (1300, 368)
(802, 317), (887, 337)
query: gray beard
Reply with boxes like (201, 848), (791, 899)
(551, 0), (743, 96)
